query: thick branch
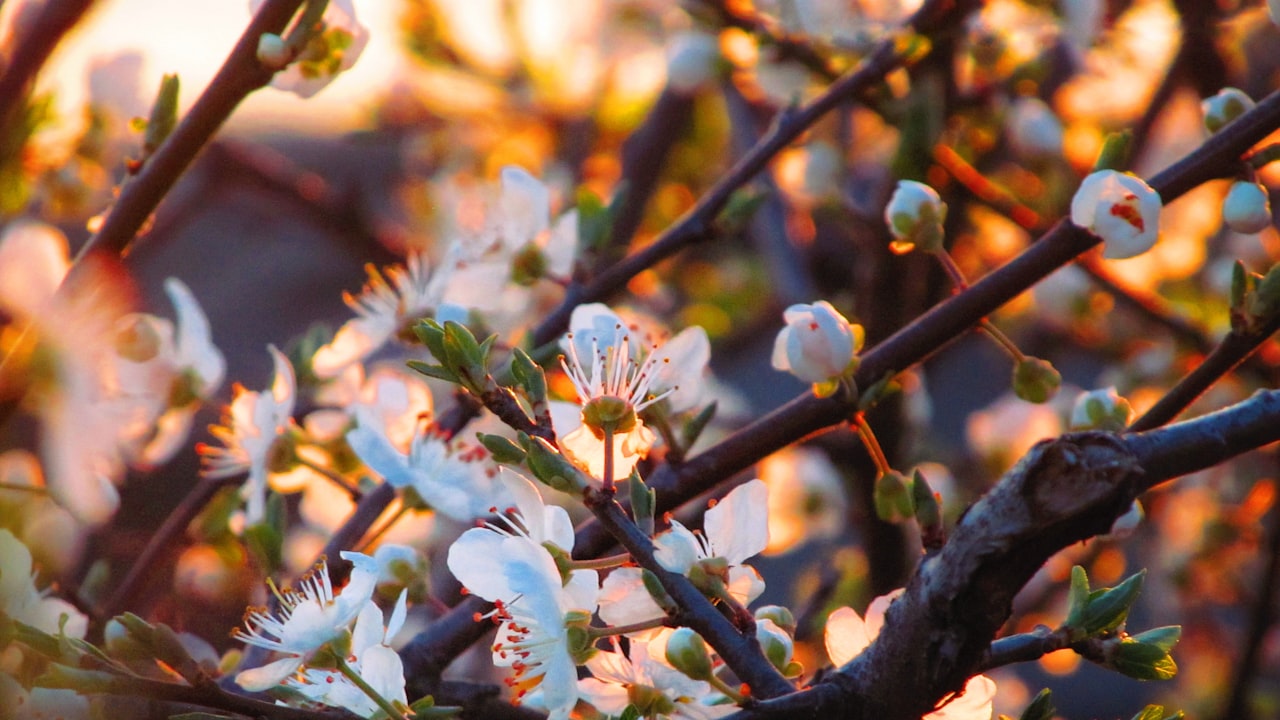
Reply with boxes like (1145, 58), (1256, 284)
(725, 389), (1280, 719)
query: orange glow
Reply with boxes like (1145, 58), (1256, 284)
(1091, 547), (1127, 586)
(1038, 649), (1080, 676)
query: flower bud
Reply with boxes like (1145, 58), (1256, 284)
(1070, 170), (1162, 259)
(256, 33), (290, 70)
(1069, 387), (1133, 431)
(1007, 97), (1063, 159)
(874, 471), (914, 523)
(1222, 181), (1272, 234)
(756, 618), (795, 673)
(884, 180), (947, 253)
(665, 627), (713, 681)
(755, 605), (797, 634)
(1012, 357), (1061, 404)
(1201, 88), (1255, 134)
(771, 301), (863, 385)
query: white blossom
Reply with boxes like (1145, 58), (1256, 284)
(250, 0), (369, 98)
(1070, 170), (1162, 259)
(884, 180), (947, 253)
(654, 479), (769, 606)
(234, 551), (379, 691)
(771, 301), (862, 384)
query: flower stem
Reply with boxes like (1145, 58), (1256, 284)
(337, 656), (409, 720)
(933, 249), (970, 291)
(708, 672), (746, 703)
(589, 616), (670, 638)
(295, 453), (362, 500)
(569, 553), (632, 570)
(602, 427), (616, 495)
(355, 502), (410, 552)
(852, 414), (893, 477)
(934, 239), (1028, 364)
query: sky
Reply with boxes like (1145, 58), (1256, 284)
(25, 0), (405, 135)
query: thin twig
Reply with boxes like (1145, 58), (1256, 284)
(74, 0), (308, 263)
(529, 0), (979, 347)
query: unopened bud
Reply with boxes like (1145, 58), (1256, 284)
(666, 32), (720, 95)
(885, 180), (947, 254)
(256, 33), (290, 70)
(665, 627), (713, 680)
(874, 471), (914, 523)
(1012, 357), (1061, 404)
(1007, 97), (1063, 159)
(1202, 88), (1255, 134)
(755, 618), (795, 672)
(1222, 181), (1272, 235)
(771, 301), (863, 385)
(754, 605), (796, 634)
(1070, 170), (1162, 259)
(1069, 387), (1133, 431)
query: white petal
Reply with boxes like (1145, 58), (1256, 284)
(705, 479), (769, 565)
(346, 416), (416, 488)
(236, 656), (304, 692)
(165, 277), (225, 392)
(361, 644), (409, 707)
(447, 528), (515, 601)
(654, 522), (700, 573)
(598, 567), (666, 629)
(824, 606), (871, 666)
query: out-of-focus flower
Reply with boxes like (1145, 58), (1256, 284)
(234, 551), (379, 691)
(1007, 97), (1063, 159)
(1270, 0), (1280, 26)
(1222, 181), (1272, 234)
(654, 479), (769, 606)
(113, 278), (225, 468)
(199, 346), (296, 525)
(0, 529), (87, 638)
(885, 180), (947, 254)
(967, 392), (1062, 473)
(437, 167), (578, 337)
(1070, 170), (1162, 259)
(666, 32), (721, 95)
(0, 221), (133, 526)
(1069, 387), (1133, 431)
(251, 0), (369, 98)
(312, 252), (439, 379)
(825, 590), (996, 720)
(1202, 88), (1255, 134)
(578, 636), (734, 719)
(315, 363), (433, 452)
(346, 405), (502, 521)
(771, 301), (863, 385)
(556, 304), (709, 482)
(759, 446), (846, 555)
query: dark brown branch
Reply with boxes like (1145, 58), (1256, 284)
(584, 490), (795, 700)
(74, 0), (308, 262)
(399, 87), (1280, 688)
(723, 388), (1280, 719)
(1127, 312), (1280, 432)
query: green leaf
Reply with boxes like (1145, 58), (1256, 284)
(1080, 570), (1146, 636)
(680, 401), (717, 452)
(1065, 565), (1090, 631)
(510, 347), (547, 404)
(1110, 639), (1177, 681)
(1019, 689), (1055, 720)
(1129, 626), (1181, 653)
(412, 319), (447, 358)
(1093, 130), (1133, 172)
(629, 469), (655, 535)
(619, 705), (642, 720)
(405, 360), (459, 384)
(476, 433), (526, 465)
(144, 74), (180, 154)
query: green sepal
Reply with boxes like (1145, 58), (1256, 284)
(755, 605), (797, 633)
(1246, 262), (1280, 328)
(858, 372), (898, 411)
(629, 469), (656, 536)
(642, 569), (679, 614)
(409, 694), (465, 719)
(874, 471), (914, 523)
(34, 664), (120, 692)
(619, 705), (642, 720)
(412, 319), (448, 358)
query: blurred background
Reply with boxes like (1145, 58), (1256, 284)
(4, 1), (1280, 718)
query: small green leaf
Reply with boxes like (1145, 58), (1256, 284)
(680, 401), (717, 451)
(1110, 638), (1177, 681)
(1018, 688), (1055, 720)
(629, 469), (655, 535)
(1065, 565), (1090, 632)
(476, 433), (526, 465)
(144, 74), (180, 154)
(510, 347), (547, 404)
(1093, 130), (1133, 172)
(1129, 625), (1181, 653)
(405, 360), (459, 384)
(1080, 570), (1146, 636)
